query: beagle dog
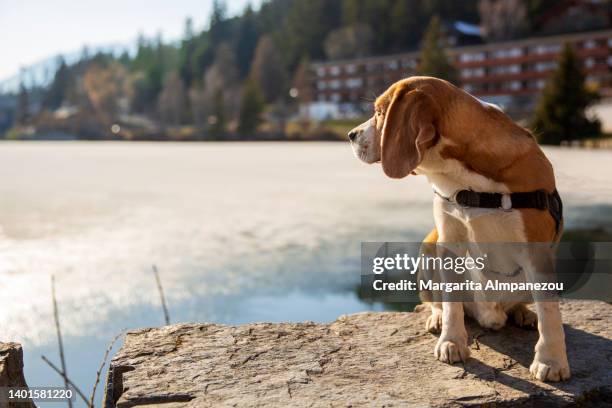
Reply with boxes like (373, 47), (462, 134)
(349, 76), (570, 382)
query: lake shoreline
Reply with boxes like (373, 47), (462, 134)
(2, 138), (611, 150)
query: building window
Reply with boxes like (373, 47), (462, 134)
(386, 61), (399, 70)
(583, 40), (597, 49)
(585, 58), (595, 68)
(316, 67), (326, 77)
(329, 79), (341, 89)
(531, 44), (561, 54)
(331, 93), (341, 102)
(535, 61), (557, 72)
(330, 66), (341, 76)
(507, 81), (521, 91)
(402, 59), (417, 69)
(345, 64), (357, 74)
(492, 48), (522, 59)
(317, 81), (327, 90)
(510, 48), (523, 57)
(318, 94), (326, 102)
(461, 67), (485, 78)
(345, 78), (363, 89)
(459, 52), (486, 62)
(490, 65), (521, 75)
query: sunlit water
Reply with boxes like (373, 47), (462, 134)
(0, 141), (611, 406)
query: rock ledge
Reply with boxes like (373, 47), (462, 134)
(0, 342), (35, 408)
(104, 301), (612, 407)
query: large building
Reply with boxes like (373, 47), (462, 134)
(307, 29), (612, 120)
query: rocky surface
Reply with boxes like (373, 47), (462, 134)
(0, 342), (36, 408)
(104, 301), (612, 407)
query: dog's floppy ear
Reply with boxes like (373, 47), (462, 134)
(381, 87), (439, 178)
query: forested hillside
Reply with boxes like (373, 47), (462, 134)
(3, 0), (600, 139)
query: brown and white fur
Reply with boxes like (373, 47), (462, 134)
(349, 76), (570, 382)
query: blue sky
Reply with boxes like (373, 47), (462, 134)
(0, 0), (259, 81)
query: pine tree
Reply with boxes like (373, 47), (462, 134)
(390, 0), (422, 49)
(178, 18), (197, 88)
(235, 5), (260, 78)
(531, 43), (600, 145)
(44, 56), (69, 110)
(16, 81), (30, 126)
(209, 0), (228, 45)
(418, 16), (459, 84)
(238, 80), (264, 135)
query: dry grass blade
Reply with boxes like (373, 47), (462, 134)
(41, 355), (91, 406)
(152, 265), (170, 325)
(89, 331), (125, 408)
(51, 275), (73, 408)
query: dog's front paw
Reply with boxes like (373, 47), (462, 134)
(434, 338), (470, 364)
(530, 354), (571, 382)
(425, 312), (442, 333)
(512, 305), (537, 329)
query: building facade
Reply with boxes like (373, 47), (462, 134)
(307, 29), (612, 120)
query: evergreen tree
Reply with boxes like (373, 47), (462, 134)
(209, 0), (228, 45)
(523, 0), (559, 30)
(531, 43), (600, 145)
(418, 16), (459, 84)
(131, 35), (171, 114)
(389, 0), (423, 50)
(238, 80), (264, 135)
(178, 18), (197, 87)
(43, 56), (69, 110)
(235, 5), (260, 78)
(16, 80), (30, 125)
(284, 0), (342, 69)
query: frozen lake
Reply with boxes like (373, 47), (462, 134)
(0, 141), (611, 406)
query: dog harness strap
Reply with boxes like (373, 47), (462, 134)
(453, 189), (563, 233)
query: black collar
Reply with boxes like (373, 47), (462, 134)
(435, 189), (563, 232)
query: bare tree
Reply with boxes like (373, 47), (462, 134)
(249, 35), (286, 103)
(189, 83), (207, 128)
(203, 43), (241, 127)
(158, 71), (186, 126)
(479, 0), (528, 41)
(82, 61), (132, 122)
(292, 56), (313, 106)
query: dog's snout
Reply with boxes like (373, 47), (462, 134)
(348, 130), (358, 141)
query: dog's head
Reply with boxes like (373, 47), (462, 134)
(348, 76), (453, 178)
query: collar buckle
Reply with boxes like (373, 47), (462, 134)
(501, 194), (512, 211)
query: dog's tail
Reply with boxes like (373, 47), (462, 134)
(418, 228), (438, 304)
